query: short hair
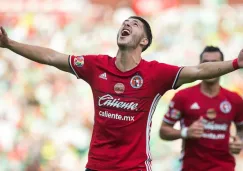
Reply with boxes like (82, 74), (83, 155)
(200, 46), (224, 62)
(129, 16), (153, 52)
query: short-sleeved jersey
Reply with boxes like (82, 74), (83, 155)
(69, 54), (182, 171)
(163, 84), (243, 171)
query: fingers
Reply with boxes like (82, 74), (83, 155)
(0, 26), (7, 36)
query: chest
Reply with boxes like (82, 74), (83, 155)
(183, 97), (236, 124)
(91, 68), (154, 97)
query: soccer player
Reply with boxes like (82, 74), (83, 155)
(160, 46), (243, 171)
(0, 17), (243, 171)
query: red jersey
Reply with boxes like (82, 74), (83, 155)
(164, 84), (243, 171)
(69, 54), (182, 171)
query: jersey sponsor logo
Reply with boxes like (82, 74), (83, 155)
(203, 120), (228, 131)
(202, 133), (225, 140)
(220, 101), (232, 114)
(98, 94), (138, 111)
(190, 102), (200, 110)
(99, 110), (135, 121)
(99, 72), (107, 80)
(74, 56), (84, 67)
(114, 83), (125, 94)
(206, 108), (216, 119)
(130, 75), (143, 89)
(170, 109), (181, 119)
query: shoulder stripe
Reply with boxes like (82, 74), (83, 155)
(172, 67), (184, 89)
(68, 55), (80, 78)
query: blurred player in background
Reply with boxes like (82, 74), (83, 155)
(160, 46), (243, 171)
(1, 16), (243, 171)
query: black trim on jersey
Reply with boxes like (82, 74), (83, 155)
(172, 67), (184, 90)
(68, 55), (79, 78)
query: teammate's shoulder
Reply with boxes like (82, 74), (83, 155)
(221, 87), (243, 103)
(176, 85), (198, 95)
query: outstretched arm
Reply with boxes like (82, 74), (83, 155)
(0, 26), (71, 73)
(175, 51), (242, 88)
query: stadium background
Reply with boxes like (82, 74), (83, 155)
(0, 0), (243, 170)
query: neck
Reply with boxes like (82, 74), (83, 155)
(200, 81), (220, 98)
(115, 48), (141, 72)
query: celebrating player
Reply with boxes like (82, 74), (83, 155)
(160, 46), (243, 171)
(1, 17), (243, 171)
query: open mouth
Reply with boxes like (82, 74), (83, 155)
(121, 29), (131, 37)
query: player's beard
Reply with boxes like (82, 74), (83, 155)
(117, 34), (142, 51)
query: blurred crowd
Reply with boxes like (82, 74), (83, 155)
(1, 1), (243, 171)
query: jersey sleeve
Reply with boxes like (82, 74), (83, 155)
(152, 62), (183, 94)
(234, 96), (243, 126)
(68, 55), (97, 83)
(163, 92), (184, 125)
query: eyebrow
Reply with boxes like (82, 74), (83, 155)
(123, 19), (140, 25)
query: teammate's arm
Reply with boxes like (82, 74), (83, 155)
(175, 50), (243, 87)
(229, 125), (243, 154)
(0, 27), (71, 73)
(159, 122), (181, 140)
(229, 127), (243, 154)
(160, 117), (204, 141)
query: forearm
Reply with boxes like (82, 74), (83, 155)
(7, 39), (61, 65)
(159, 126), (182, 141)
(196, 60), (234, 80)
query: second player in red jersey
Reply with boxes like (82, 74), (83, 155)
(160, 46), (243, 171)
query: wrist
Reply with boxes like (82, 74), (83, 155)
(232, 58), (239, 70)
(6, 39), (14, 49)
(181, 127), (188, 139)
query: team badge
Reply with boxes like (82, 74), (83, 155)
(220, 101), (232, 114)
(130, 75), (143, 89)
(170, 109), (181, 119)
(206, 108), (217, 119)
(74, 56), (84, 67)
(114, 83), (125, 94)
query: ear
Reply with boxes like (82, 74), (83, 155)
(140, 37), (148, 48)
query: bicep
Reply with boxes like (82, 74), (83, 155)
(176, 66), (199, 88)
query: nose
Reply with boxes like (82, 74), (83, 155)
(124, 21), (131, 27)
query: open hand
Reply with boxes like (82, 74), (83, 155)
(0, 26), (10, 48)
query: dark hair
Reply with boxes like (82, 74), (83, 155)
(129, 16), (153, 52)
(200, 46), (224, 62)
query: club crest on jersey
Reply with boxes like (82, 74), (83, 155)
(130, 75), (143, 89)
(220, 101), (232, 114)
(206, 108), (217, 119)
(74, 56), (84, 67)
(114, 83), (125, 94)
